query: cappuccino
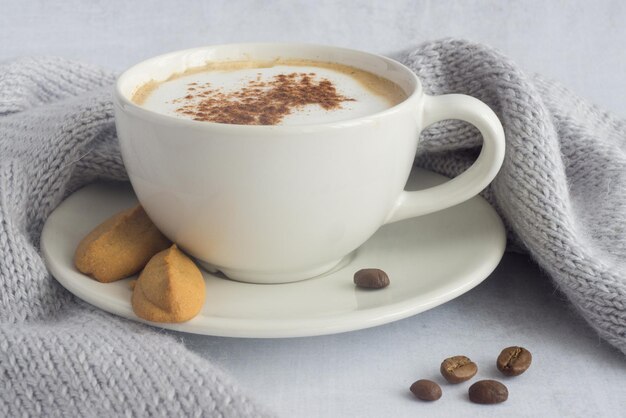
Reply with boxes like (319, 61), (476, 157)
(132, 59), (407, 125)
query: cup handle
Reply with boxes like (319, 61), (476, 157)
(385, 94), (505, 224)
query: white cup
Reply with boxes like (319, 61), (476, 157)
(114, 44), (505, 284)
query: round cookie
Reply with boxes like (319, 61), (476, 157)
(132, 245), (206, 323)
(74, 205), (171, 282)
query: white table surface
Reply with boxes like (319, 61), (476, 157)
(3, 1), (625, 416)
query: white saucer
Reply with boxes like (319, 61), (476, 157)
(41, 168), (506, 338)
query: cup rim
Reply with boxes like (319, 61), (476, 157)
(114, 43), (422, 131)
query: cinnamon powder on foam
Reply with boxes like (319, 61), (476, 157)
(131, 59), (407, 126)
(174, 72), (355, 125)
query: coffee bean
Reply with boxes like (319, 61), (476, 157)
(410, 379), (442, 401)
(353, 268), (389, 289)
(440, 355), (477, 383)
(468, 380), (508, 404)
(497, 346), (532, 376)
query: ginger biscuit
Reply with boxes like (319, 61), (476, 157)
(131, 245), (206, 323)
(74, 205), (171, 282)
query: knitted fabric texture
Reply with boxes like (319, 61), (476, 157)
(1, 39), (625, 415)
(402, 39), (625, 353)
(0, 57), (271, 417)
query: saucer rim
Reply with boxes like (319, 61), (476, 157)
(41, 170), (506, 338)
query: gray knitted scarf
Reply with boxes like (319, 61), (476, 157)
(1, 39), (624, 416)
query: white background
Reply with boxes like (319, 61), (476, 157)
(3, 1), (625, 417)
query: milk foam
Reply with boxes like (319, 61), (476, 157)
(135, 63), (406, 125)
